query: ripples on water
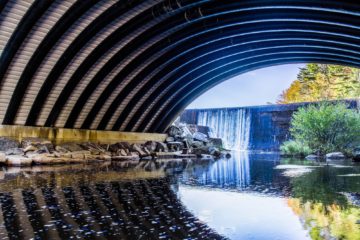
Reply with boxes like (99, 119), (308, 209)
(0, 152), (359, 239)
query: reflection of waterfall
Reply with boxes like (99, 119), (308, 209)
(182, 151), (251, 189)
(196, 108), (251, 150)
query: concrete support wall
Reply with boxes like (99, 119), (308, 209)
(0, 125), (167, 144)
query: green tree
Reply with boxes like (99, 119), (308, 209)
(290, 102), (360, 154)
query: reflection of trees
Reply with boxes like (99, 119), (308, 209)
(290, 165), (360, 207)
(288, 198), (360, 240)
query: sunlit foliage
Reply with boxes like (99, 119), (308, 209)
(290, 102), (360, 154)
(288, 198), (360, 240)
(278, 64), (360, 104)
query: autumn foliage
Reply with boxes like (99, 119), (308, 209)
(277, 64), (360, 104)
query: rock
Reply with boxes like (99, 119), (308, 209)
(193, 132), (208, 142)
(208, 147), (221, 158)
(21, 137), (54, 153)
(58, 143), (84, 152)
(207, 138), (223, 148)
(326, 152), (345, 160)
(191, 141), (204, 149)
(24, 145), (38, 153)
(119, 149), (127, 156)
(156, 142), (168, 152)
(0, 152), (6, 163)
(167, 125), (183, 137)
(6, 155), (32, 166)
(55, 145), (69, 153)
(144, 141), (157, 152)
(167, 142), (184, 152)
(5, 148), (24, 156)
(36, 145), (50, 154)
(131, 144), (148, 157)
(97, 154), (112, 161)
(165, 136), (175, 142)
(225, 153), (231, 158)
(306, 154), (321, 160)
(0, 137), (19, 151)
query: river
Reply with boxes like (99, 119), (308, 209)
(0, 152), (359, 239)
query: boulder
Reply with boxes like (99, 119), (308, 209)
(167, 125), (183, 137)
(5, 148), (24, 156)
(131, 144), (148, 157)
(193, 132), (208, 142)
(144, 141), (157, 152)
(0, 137), (19, 151)
(6, 155), (32, 166)
(326, 152), (346, 160)
(24, 145), (38, 153)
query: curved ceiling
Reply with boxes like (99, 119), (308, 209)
(0, 0), (360, 133)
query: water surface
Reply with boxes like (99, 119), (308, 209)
(0, 152), (359, 239)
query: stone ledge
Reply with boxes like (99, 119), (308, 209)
(0, 125), (167, 144)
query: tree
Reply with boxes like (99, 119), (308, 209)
(289, 102), (360, 155)
(277, 64), (360, 104)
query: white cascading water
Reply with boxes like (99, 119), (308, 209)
(196, 108), (251, 150)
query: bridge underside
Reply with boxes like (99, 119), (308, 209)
(0, 0), (360, 133)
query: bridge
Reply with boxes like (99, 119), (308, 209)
(1, 0), (360, 133)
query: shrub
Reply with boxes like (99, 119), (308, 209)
(280, 140), (312, 157)
(289, 102), (360, 155)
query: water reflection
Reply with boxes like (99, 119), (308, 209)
(0, 153), (359, 239)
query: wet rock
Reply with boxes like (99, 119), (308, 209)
(193, 132), (208, 142)
(6, 155), (32, 166)
(191, 141), (204, 149)
(208, 147), (221, 158)
(306, 154), (321, 160)
(326, 152), (345, 160)
(207, 138), (223, 148)
(0, 137), (19, 151)
(5, 148), (24, 156)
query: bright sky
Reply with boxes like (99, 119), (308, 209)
(187, 64), (305, 109)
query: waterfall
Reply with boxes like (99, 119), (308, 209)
(196, 108), (251, 150)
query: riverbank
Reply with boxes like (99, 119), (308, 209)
(0, 124), (228, 167)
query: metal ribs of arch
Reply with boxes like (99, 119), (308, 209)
(0, 0), (359, 133)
